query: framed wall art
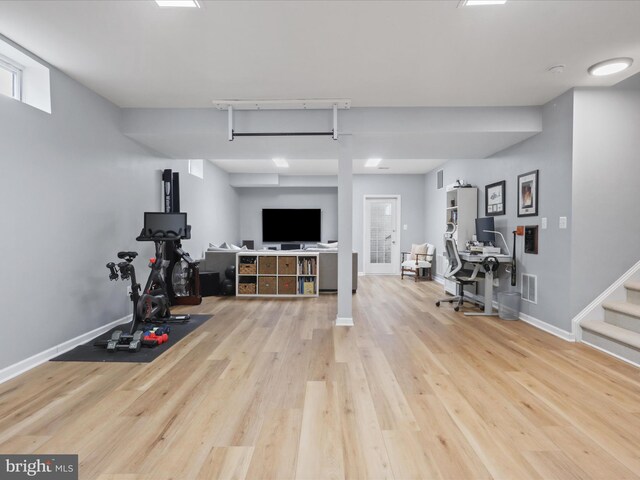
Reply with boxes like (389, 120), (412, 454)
(485, 180), (505, 216)
(517, 170), (539, 217)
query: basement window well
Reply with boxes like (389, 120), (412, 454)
(0, 38), (51, 113)
(0, 55), (21, 100)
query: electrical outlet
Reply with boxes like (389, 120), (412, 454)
(403, 224), (408, 230)
(559, 216), (567, 229)
(127, 285), (132, 295)
(541, 217), (547, 229)
(493, 278), (499, 287)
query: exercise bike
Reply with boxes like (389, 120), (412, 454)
(96, 213), (192, 352)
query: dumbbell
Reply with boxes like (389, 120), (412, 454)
(113, 331), (143, 352)
(105, 330), (124, 352)
(143, 331), (167, 345)
(97, 330), (143, 352)
(106, 262), (119, 281)
(152, 326), (171, 336)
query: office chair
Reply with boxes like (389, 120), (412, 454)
(435, 236), (484, 312)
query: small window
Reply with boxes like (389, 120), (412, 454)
(0, 56), (22, 100)
(188, 159), (204, 179)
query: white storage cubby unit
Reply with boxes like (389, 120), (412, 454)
(444, 186), (478, 294)
(236, 252), (319, 298)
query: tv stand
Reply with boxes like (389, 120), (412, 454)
(236, 252), (319, 297)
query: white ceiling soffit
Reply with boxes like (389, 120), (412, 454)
(212, 158), (447, 175)
(121, 104), (541, 173)
(0, 1), (639, 108)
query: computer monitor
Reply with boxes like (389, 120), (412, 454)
(475, 217), (496, 244)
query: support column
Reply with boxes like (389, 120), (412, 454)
(336, 135), (354, 326)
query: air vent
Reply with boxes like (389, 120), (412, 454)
(521, 274), (537, 304)
(378, 167), (390, 170)
(437, 169), (444, 189)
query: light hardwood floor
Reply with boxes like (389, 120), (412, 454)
(2, 276), (640, 479)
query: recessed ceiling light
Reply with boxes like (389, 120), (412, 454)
(462, 0), (507, 6)
(588, 57), (633, 76)
(155, 0), (200, 8)
(272, 158), (289, 168)
(365, 158), (382, 168)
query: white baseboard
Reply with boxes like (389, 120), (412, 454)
(336, 316), (354, 326)
(358, 271), (365, 276)
(431, 276), (574, 342)
(519, 312), (575, 342)
(0, 314), (132, 385)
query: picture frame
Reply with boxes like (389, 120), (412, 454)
(517, 170), (539, 217)
(485, 180), (505, 217)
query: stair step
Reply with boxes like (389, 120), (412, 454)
(602, 301), (640, 334)
(624, 281), (640, 305)
(603, 301), (640, 317)
(581, 320), (640, 365)
(623, 281), (640, 292)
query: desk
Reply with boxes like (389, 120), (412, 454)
(458, 252), (511, 316)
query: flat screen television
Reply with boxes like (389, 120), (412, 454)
(262, 209), (321, 243)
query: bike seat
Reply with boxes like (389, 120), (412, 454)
(118, 251), (138, 260)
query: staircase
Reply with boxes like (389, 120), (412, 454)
(581, 281), (640, 366)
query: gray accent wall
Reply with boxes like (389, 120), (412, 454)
(237, 187), (339, 249)
(353, 175), (426, 272)
(424, 90), (574, 332)
(570, 87), (640, 316)
(0, 49), (238, 371)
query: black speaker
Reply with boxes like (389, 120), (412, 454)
(172, 172), (180, 213)
(162, 169), (172, 213)
(200, 272), (220, 297)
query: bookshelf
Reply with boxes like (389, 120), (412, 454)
(444, 186), (478, 294)
(236, 252), (319, 297)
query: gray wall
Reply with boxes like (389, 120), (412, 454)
(237, 187), (338, 249)
(424, 90), (574, 331)
(179, 159), (240, 258)
(570, 87), (640, 316)
(0, 49), (238, 371)
(352, 175), (426, 272)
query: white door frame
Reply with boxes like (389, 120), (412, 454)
(363, 195), (402, 275)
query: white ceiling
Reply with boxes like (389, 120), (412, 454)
(0, 0), (639, 108)
(2, 0), (638, 175)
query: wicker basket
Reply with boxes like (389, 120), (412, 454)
(238, 283), (257, 295)
(239, 263), (257, 274)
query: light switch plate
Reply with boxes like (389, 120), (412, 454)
(403, 224), (408, 230)
(493, 278), (500, 287)
(541, 217), (547, 229)
(559, 216), (567, 229)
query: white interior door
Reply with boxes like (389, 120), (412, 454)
(364, 196), (400, 275)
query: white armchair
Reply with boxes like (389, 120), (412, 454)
(401, 243), (435, 281)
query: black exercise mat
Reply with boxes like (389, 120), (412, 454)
(50, 314), (212, 363)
